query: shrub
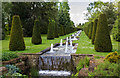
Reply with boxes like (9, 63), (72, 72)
(92, 19), (98, 44)
(2, 65), (28, 77)
(112, 18), (120, 42)
(47, 18), (55, 39)
(84, 26), (86, 35)
(94, 14), (112, 52)
(30, 67), (39, 76)
(9, 15), (25, 51)
(54, 22), (59, 38)
(59, 25), (64, 36)
(86, 24), (90, 36)
(2, 28), (5, 40)
(2, 52), (18, 61)
(104, 51), (120, 63)
(88, 22), (93, 39)
(88, 60), (120, 77)
(32, 19), (42, 44)
(65, 26), (71, 34)
(76, 56), (90, 71)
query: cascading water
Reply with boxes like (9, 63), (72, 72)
(39, 56), (73, 71)
(38, 30), (81, 76)
(38, 44), (77, 76)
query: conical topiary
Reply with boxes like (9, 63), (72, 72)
(54, 22), (59, 38)
(86, 24), (90, 36)
(88, 22), (93, 39)
(9, 15), (25, 51)
(32, 19), (42, 44)
(59, 25), (64, 36)
(92, 19), (98, 44)
(47, 18), (55, 40)
(94, 14), (112, 52)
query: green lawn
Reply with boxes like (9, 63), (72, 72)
(1, 32), (75, 53)
(1, 31), (119, 57)
(73, 31), (119, 57)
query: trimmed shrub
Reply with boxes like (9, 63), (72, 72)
(83, 27), (87, 35)
(54, 22), (59, 38)
(92, 19), (98, 44)
(65, 26), (70, 34)
(88, 22), (93, 39)
(32, 19), (42, 44)
(86, 24), (90, 36)
(63, 26), (66, 35)
(9, 15), (25, 51)
(59, 25), (64, 36)
(94, 14), (112, 52)
(47, 18), (55, 39)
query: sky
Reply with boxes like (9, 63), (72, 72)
(68, 0), (114, 26)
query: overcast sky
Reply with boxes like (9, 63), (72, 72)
(68, 0), (114, 26)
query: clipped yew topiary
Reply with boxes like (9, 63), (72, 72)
(32, 19), (42, 44)
(59, 25), (64, 36)
(54, 22), (59, 38)
(86, 24), (90, 36)
(47, 18), (55, 39)
(88, 22), (93, 39)
(9, 15), (25, 51)
(92, 19), (98, 44)
(94, 14), (112, 52)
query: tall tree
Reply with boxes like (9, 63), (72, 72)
(103, 2), (117, 33)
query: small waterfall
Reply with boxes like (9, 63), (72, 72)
(39, 55), (74, 71)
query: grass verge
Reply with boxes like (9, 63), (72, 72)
(73, 31), (119, 57)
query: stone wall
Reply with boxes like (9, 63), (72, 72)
(1, 43), (79, 75)
(71, 54), (94, 66)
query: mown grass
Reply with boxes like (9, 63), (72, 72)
(73, 31), (119, 57)
(1, 31), (119, 57)
(1, 32), (75, 54)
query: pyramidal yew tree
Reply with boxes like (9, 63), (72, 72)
(88, 22), (93, 39)
(59, 25), (64, 36)
(9, 15), (25, 51)
(92, 19), (98, 44)
(32, 19), (42, 44)
(95, 14), (112, 52)
(87, 24), (90, 36)
(54, 22), (59, 38)
(47, 18), (55, 40)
